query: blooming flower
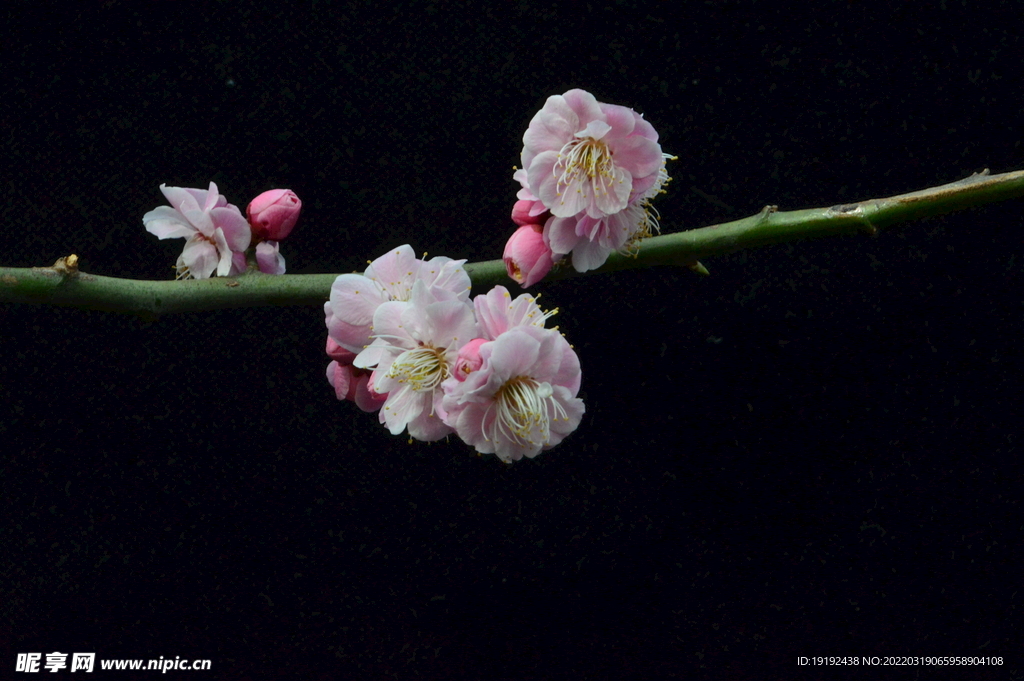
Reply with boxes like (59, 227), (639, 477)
(509, 89), (673, 282)
(440, 325), (584, 463)
(354, 280), (480, 441)
(522, 89), (665, 220)
(325, 245), (471, 354)
(143, 182), (251, 280)
(324, 243), (583, 460)
(247, 189), (301, 242)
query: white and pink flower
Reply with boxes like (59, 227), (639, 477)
(440, 325), (584, 463)
(143, 182), (251, 280)
(522, 89), (665, 221)
(324, 246), (585, 461)
(354, 280), (480, 442)
(506, 89), (673, 284)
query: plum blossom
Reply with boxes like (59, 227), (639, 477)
(325, 245), (471, 354)
(522, 89), (665, 220)
(440, 325), (584, 463)
(143, 182), (251, 280)
(353, 280), (480, 441)
(508, 90), (674, 282)
(324, 246), (583, 461)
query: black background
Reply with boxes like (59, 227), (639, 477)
(2, 1), (1022, 679)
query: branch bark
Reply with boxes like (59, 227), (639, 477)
(3, 168), (1022, 318)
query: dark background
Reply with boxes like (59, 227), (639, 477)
(2, 1), (1022, 679)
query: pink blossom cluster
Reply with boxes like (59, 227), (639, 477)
(144, 183), (301, 279)
(504, 89), (674, 287)
(324, 245), (584, 463)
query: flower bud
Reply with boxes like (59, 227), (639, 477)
(504, 224), (555, 288)
(246, 189), (301, 241)
(453, 338), (488, 381)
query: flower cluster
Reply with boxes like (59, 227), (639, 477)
(144, 183), (301, 279)
(504, 89), (674, 287)
(324, 245), (584, 463)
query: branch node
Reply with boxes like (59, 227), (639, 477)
(33, 254), (80, 279)
(758, 204), (778, 222)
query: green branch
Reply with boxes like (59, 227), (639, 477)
(3, 168), (1023, 318)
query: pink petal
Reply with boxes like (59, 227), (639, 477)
(229, 251), (248, 276)
(561, 88), (604, 130)
(202, 181), (220, 213)
(596, 103), (637, 140)
(522, 95), (578, 169)
(181, 206), (215, 236)
(545, 216), (583, 256)
(407, 405), (453, 442)
(326, 361), (352, 401)
(609, 135), (664, 180)
(486, 328), (541, 381)
(353, 373), (387, 412)
(364, 245), (419, 300)
(380, 386), (427, 435)
(256, 241), (286, 275)
(570, 237), (614, 273)
(423, 300), (479, 349)
(630, 110), (659, 142)
(211, 206), (252, 251)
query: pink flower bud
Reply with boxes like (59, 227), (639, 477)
(504, 224), (555, 288)
(246, 189), (301, 241)
(453, 338), (488, 381)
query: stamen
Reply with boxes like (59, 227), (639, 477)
(485, 376), (562, 447)
(385, 346), (449, 392)
(553, 137), (615, 203)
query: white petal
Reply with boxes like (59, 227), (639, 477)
(143, 206), (195, 239)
